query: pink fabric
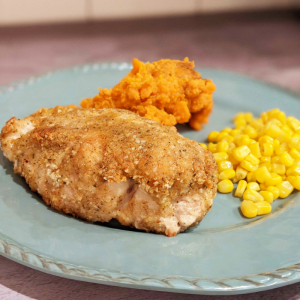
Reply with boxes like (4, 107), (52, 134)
(0, 11), (300, 299)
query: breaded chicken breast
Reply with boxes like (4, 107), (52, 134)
(0, 107), (217, 236)
(81, 58), (216, 130)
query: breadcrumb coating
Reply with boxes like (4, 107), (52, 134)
(81, 58), (216, 130)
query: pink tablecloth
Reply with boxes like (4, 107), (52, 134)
(0, 10), (300, 300)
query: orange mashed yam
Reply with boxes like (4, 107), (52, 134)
(81, 58), (216, 130)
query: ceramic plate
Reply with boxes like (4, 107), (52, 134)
(0, 63), (300, 295)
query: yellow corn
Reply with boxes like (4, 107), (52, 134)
(235, 180), (247, 197)
(240, 200), (258, 218)
(276, 181), (294, 198)
(265, 173), (282, 186)
(236, 166), (248, 180)
(260, 156), (271, 164)
(245, 154), (260, 165)
(255, 201), (272, 215)
(248, 142), (261, 158)
(259, 135), (273, 145)
(263, 123), (282, 138)
(235, 135), (251, 146)
(279, 152), (294, 167)
(271, 156), (280, 164)
(275, 143), (289, 156)
(219, 169), (236, 180)
(295, 159), (300, 167)
(217, 179), (234, 193)
(216, 132), (230, 142)
(259, 162), (272, 172)
(243, 189), (264, 202)
(216, 141), (229, 152)
(213, 152), (229, 162)
(247, 182), (260, 191)
(290, 176), (300, 190)
(208, 143), (217, 153)
(255, 166), (272, 183)
(262, 143), (273, 156)
(244, 126), (258, 139)
(228, 142), (236, 153)
(221, 127), (232, 133)
(266, 186), (280, 200)
(240, 160), (258, 172)
(260, 182), (268, 191)
(233, 145), (251, 161)
(272, 163), (286, 175)
(208, 131), (219, 142)
(217, 160), (233, 173)
(199, 143), (208, 150)
(286, 165), (300, 176)
(247, 172), (256, 182)
(259, 191), (274, 203)
(230, 129), (241, 137)
(273, 139), (280, 150)
(290, 148), (300, 160)
(288, 136), (300, 152)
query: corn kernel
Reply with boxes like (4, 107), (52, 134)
(255, 166), (272, 183)
(281, 175), (287, 181)
(248, 142), (261, 158)
(228, 142), (236, 153)
(221, 127), (232, 133)
(221, 135), (235, 143)
(232, 176), (239, 183)
(288, 136), (300, 152)
(259, 135), (273, 145)
(274, 111), (286, 124)
(235, 180), (247, 197)
(213, 152), (229, 162)
(272, 163), (286, 175)
(271, 156), (280, 164)
(295, 159), (300, 167)
(277, 131), (290, 143)
(286, 165), (300, 176)
(255, 201), (272, 215)
(273, 139), (280, 150)
(276, 181), (294, 198)
(247, 182), (260, 191)
(216, 132), (230, 142)
(208, 131), (219, 143)
(290, 176), (300, 190)
(217, 160), (233, 172)
(263, 143), (273, 156)
(208, 143), (217, 153)
(236, 166), (248, 180)
(240, 160), (258, 172)
(260, 182), (268, 191)
(260, 156), (271, 164)
(259, 191), (274, 203)
(243, 189), (264, 202)
(245, 113), (253, 122)
(216, 141), (229, 152)
(241, 200), (258, 218)
(275, 143), (289, 156)
(228, 154), (240, 167)
(263, 123), (283, 138)
(265, 173), (282, 186)
(199, 143), (207, 150)
(217, 179), (234, 193)
(234, 118), (247, 128)
(259, 162), (272, 172)
(266, 186), (279, 200)
(290, 148), (300, 160)
(247, 172), (256, 182)
(279, 152), (294, 167)
(261, 112), (268, 124)
(244, 126), (258, 139)
(245, 154), (260, 165)
(233, 145), (251, 161)
(230, 129), (241, 137)
(235, 135), (251, 147)
(219, 169), (236, 180)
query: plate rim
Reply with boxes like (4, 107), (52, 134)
(1, 62), (300, 295)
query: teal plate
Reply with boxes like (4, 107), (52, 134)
(0, 63), (300, 295)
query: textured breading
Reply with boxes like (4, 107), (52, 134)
(81, 58), (216, 130)
(0, 106), (217, 236)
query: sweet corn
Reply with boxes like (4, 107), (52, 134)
(247, 182), (260, 191)
(243, 189), (264, 202)
(265, 173), (282, 186)
(236, 166), (248, 180)
(217, 160), (233, 173)
(259, 191), (274, 203)
(199, 143), (208, 150)
(276, 181), (294, 198)
(255, 201), (272, 215)
(240, 200), (258, 218)
(208, 131), (219, 142)
(213, 152), (229, 162)
(233, 145), (251, 161)
(219, 169), (236, 180)
(286, 165), (300, 176)
(280, 152), (294, 167)
(266, 186), (279, 200)
(216, 141), (229, 152)
(217, 180), (234, 193)
(235, 180), (247, 197)
(255, 166), (272, 183)
(205, 108), (300, 219)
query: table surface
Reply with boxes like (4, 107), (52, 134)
(0, 10), (300, 300)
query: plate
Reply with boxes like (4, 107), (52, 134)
(0, 63), (300, 295)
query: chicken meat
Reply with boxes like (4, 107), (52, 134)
(0, 106), (217, 236)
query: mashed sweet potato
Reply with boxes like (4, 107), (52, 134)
(81, 58), (216, 130)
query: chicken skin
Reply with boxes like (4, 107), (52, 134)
(81, 58), (216, 130)
(0, 107), (217, 236)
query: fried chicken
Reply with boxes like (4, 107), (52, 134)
(81, 58), (216, 130)
(0, 106), (217, 236)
